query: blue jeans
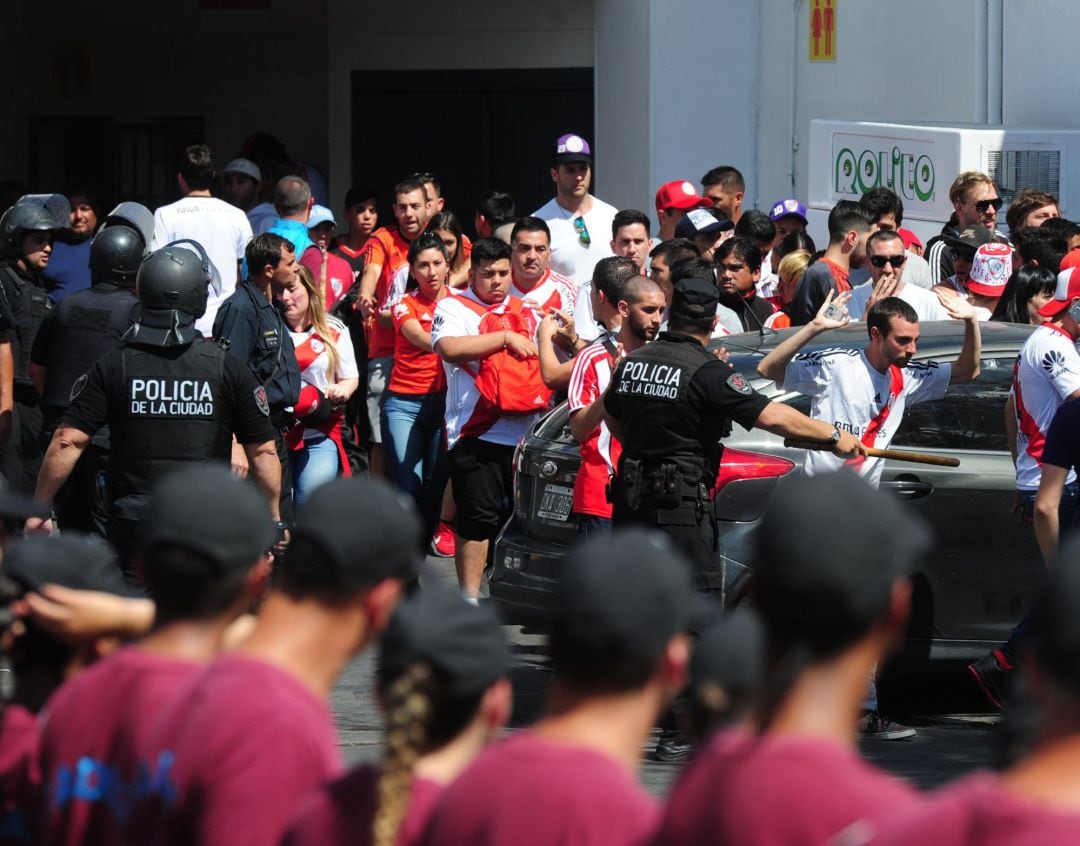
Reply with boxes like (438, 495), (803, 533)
(576, 514), (612, 541)
(381, 392), (449, 545)
(292, 434), (340, 507)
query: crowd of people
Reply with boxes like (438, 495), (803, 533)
(0, 127), (1079, 843)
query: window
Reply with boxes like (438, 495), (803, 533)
(892, 357), (1015, 451)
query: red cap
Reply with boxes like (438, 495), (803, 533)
(1039, 266), (1080, 318)
(898, 227), (923, 251)
(1060, 250), (1080, 273)
(655, 180), (712, 214)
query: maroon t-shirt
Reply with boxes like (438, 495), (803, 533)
(282, 762), (442, 846)
(419, 731), (660, 846)
(0, 705), (40, 845)
(127, 652), (343, 846)
(873, 773), (1080, 845)
(656, 728), (921, 846)
(37, 647), (201, 846)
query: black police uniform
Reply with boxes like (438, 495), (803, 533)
(30, 282), (138, 533)
(63, 336), (274, 567)
(0, 259), (52, 493)
(213, 279), (301, 520)
(605, 331), (770, 591)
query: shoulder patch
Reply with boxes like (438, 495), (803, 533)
(70, 373), (87, 403)
(253, 386), (270, 416)
(726, 372), (752, 395)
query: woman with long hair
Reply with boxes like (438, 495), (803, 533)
(990, 264), (1056, 325)
(279, 265), (359, 504)
(381, 232), (455, 546)
(282, 587), (511, 846)
(428, 210), (471, 289)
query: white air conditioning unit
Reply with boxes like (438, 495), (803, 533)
(805, 120), (1080, 246)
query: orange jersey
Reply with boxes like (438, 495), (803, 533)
(365, 227), (413, 358)
(388, 290), (448, 395)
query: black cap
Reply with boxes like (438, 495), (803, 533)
(944, 224), (997, 254)
(552, 529), (695, 672)
(284, 476), (422, 590)
(0, 473), (48, 521)
(140, 465), (275, 575)
(3, 533), (133, 597)
(670, 276), (720, 321)
(674, 206), (734, 240)
(753, 470), (931, 645)
(689, 608), (764, 698)
(379, 585), (509, 698)
(1031, 537), (1080, 690)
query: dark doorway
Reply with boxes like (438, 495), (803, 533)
(29, 115), (205, 211)
(350, 68), (594, 237)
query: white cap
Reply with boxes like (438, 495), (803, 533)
(308, 205), (336, 229)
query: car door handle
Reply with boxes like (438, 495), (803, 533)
(881, 478), (934, 500)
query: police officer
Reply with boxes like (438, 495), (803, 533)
(29, 241), (282, 572)
(213, 232), (301, 521)
(28, 203), (153, 535)
(604, 276), (865, 593)
(0, 193), (70, 493)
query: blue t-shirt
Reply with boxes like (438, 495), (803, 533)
(43, 238), (93, 303)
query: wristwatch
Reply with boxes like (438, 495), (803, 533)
(829, 426), (842, 444)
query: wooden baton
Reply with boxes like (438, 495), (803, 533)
(783, 440), (960, 468)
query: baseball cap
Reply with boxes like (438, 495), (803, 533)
(945, 224), (996, 254)
(689, 608), (763, 700)
(379, 585), (509, 699)
(1039, 266), (1080, 318)
(3, 534), (133, 597)
(283, 476), (422, 590)
(0, 473), (48, 522)
(674, 207), (734, 241)
(656, 180), (712, 214)
(550, 529), (695, 679)
(898, 227), (923, 251)
(1060, 250), (1080, 273)
(221, 158), (262, 183)
(670, 276), (720, 321)
(967, 242), (1013, 298)
(308, 205), (337, 229)
(140, 465), (275, 575)
(554, 133), (592, 165)
(768, 198), (808, 225)
(753, 470), (931, 647)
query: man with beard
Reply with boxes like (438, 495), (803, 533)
(567, 274), (664, 538)
(789, 200), (873, 325)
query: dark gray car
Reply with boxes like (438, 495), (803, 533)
(491, 320), (1040, 670)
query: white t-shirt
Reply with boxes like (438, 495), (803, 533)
(287, 316), (359, 439)
(1012, 324), (1080, 490)
(152, 196), (253, 336)
(783, 348), (951, 487)
(848, 281), (950, 322)
(431, 289), (542, 449)
(904, 250), (934, 289)
(511, 269), (576, 323)
(532, 195), (617, 287)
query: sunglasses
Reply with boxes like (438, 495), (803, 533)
(870, 254), (906, 269)
(573, 216), (591, 247)
(968, 197), (1003, 214)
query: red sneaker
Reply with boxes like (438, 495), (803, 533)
(431, 521), (456, 558)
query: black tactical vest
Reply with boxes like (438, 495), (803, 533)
(0, 261), (51, 388)
(612, 332), (715, 480)
(109, 340), (230, 517)
(41, 285), (137, 414)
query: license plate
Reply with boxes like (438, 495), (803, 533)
(537, 483), (574, 522)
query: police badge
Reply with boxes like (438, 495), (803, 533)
(253, 386), (270, 416)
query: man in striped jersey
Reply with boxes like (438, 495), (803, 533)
(568, 274), (665, 539)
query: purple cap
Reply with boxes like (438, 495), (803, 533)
(769, 198), (809, 224)
(555, 133), (592, 165)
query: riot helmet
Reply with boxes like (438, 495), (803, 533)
(124, 240), (211, 347)
(100, 202), (154, 252)
(0, 194), (71, 258)
(89, 225), (144, 287)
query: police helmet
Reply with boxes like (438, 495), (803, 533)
(125, 240), (212, 347)
(100, 201), (154, 252)
(89, 225), (144, 287)
(0, 194), (71, 258)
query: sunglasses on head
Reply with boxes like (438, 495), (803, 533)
(573, 216), (591, 247)
(971, 197), (1004, 214)
(870, 254), (906, 269)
